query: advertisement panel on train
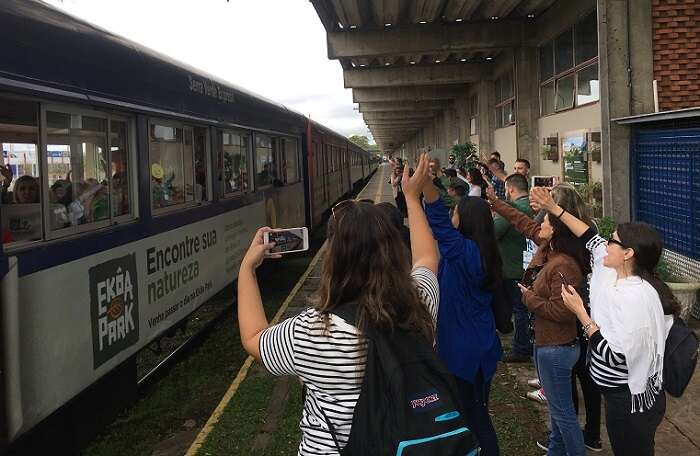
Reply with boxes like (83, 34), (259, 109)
(2, 202), (264, 439)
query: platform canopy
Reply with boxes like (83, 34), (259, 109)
(310, 0), (559, 151)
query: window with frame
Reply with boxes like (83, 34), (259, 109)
(222, 130), (250, 195)
(494, 72), (515, 129)
(281, 138), (299, 184)
(469, 95), (479, 135)
(46, 108), (135, 234)
(540, 11), (599, 116)
(255, 134), (277, 188)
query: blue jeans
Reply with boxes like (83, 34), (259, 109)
(535, 344), (585, 456)
(456, 371), (500, 456)
(505, 279), (531, 357)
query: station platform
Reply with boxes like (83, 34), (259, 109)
(184, 163), (700, 456)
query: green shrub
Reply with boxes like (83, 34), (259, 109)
(595, 216), (616, 240)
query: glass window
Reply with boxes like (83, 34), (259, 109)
(541, 81), (556, 116)
(255, 134), (276, 188)
(193, 127), (208, 202)
(576, 64), (600, 105)
(504, 100), (515, 125)
(575, 12), (598, 65)
(1, 97), (41, 245)
(554, 29), (574, 74)
(555, 73), (576, 111)
(222, 130), (249, 194)
(47, 111), (109, 229)
(110, 119), (130, 218)
(540, 42), (555, 82)
(149, 124), (194, 210)
(283, 138), (299, 184)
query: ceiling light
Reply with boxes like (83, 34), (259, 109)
(435, 60), (441, 63)
(419, 20), (427, 24)
(490, 16), (499, 20)
(338, 22), (344, 29)
(351, 62), (357, 67)
(384, 23), (392, 27)
(460, 58), (467, 62)
(527, 14), (535, 18)
(455, 18), (463, 22)
(409, 61), (416, 65)
(385, 62), (391, 66)
(360, 64), (367, 67)
(486, 56), (493, 61)
(350, 25), (358, 29)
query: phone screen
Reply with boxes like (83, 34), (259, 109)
(266, 228), (308, 254)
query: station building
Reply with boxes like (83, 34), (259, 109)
(311, 0), (700, 283)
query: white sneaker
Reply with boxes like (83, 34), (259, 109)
(527, 378), (541, 389)
(527, 388), (547, 404)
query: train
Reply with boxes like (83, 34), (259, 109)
(0, 0), (377, 449)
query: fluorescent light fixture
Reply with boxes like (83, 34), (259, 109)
(486, 57), (493, 61)
(385, 62), (391, 66)
(435, 60), (441, 63)
(490, 16), (499, 20)
(455, 18), (463, 22)
(409, 61), (416, 65)
(384, 23), (392, 27)
(350, 25), (358, 29)
(460, 58), (467, 62)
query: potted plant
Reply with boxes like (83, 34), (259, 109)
(656, 258), (700, 322)
(450, 142), (479, 169)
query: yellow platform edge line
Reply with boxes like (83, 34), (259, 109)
(186, 166), (384, 455)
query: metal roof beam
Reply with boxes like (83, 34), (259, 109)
(363, 111), (438, 120)
(328, 20), (532, 59)
(343, 63), (483, 88)
(359, 100), (451, 112)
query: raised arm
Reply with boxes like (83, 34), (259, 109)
(530, 187), (589, 237)
(402, 153), (438, 274)
(487, 187), (543, 245)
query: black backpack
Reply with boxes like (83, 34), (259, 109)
(321, 303), (478, 456)
(663, 316), (699, 397)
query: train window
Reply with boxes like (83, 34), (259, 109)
(110, 119), (131, 218)
(222, 130), (250, 194)
(46, 111), (110, 230)
(0, 97), (41, 246)
(282, 138), (299, 184)
(193, 127), (209, 202)
(255, 134), (277, 188)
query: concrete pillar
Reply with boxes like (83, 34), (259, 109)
(598, 0), (654, 222)
(514, 47), (540, 175)
(477, 79), (495, 158)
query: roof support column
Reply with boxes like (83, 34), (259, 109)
(598, 0), (654, 222)
(477, 80), (496, 159)
(515, 46), (541, 175)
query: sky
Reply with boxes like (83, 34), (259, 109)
(44, 0), (372, 142)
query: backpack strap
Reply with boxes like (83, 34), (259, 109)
(331, 301), (360, 327)
(318, 401), (343, 454)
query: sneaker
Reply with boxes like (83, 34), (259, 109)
(584, 436), (603, 452)
(527, 378), (541, 389)
(536, 437), (549, 451)
(502, 352), (530, 363)
(527, 388), (547, 404)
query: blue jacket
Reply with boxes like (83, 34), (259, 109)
(425, 199), (502, 383)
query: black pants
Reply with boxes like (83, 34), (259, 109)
(395, 192), (407, 218)
(571, 337), (601, 441)
(456, 371), (500, 456)
(602, 386), (666, 456)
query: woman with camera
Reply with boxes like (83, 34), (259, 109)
(530, 187), (676, 456)
(236, 154), (439, 455)
(486, 186), (589, 456)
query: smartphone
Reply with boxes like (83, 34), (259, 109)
(263, 227), (309, 254)
(558, 271), (571, 289)
(532, 176), (560, 188)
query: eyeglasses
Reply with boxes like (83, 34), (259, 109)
(607, 236), (626, 249)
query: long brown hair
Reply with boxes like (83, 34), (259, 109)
(319, 200), (434, 341)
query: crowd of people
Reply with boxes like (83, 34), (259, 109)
(237, 152), (679, 456)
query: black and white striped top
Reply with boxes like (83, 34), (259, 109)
(589, 330), (628, 387)
(584, 232), (630, 388)
(259, 267), (439, 456)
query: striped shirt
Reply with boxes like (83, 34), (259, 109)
(259, 267), (439, 456)
(589, 330), (628, 387)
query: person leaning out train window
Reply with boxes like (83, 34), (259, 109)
(236, 153), (439, 455)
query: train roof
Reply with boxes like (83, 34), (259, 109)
(0, 0), (307, 133)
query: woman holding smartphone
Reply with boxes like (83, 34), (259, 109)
(486, 187), (590, 456)
(236, 154), (440, 455)
(530, 187), (676, 456)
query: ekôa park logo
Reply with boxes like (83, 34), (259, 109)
(89, 253), (140, 368)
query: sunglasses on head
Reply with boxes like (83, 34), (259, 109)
(331, 199), (355, 221)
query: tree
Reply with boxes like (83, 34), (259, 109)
(348, 134), (370, 150)
(450, 142), (479, 169)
